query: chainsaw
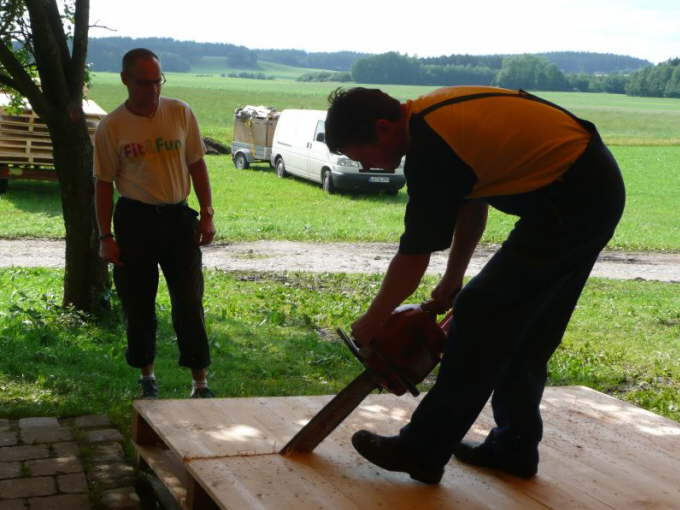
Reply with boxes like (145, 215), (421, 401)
(280, 302), (452, 454)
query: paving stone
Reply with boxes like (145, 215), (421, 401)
(73, 415), (110, 429)
(20, 427), (72, 445)
(0, 477), (55, 499)
(90, 443), (124, 463)
(0, 432), (18, 447)
(90, 463), (135, 490)
(0, 445), (50, 462)
(28, 494), (90, 510)
(0, 420), (11, 433)
(100, 488), (141, 510)
(25, 456), (82, 476)
(57, 473), (87, 494)
(83, 429), (123, 444)
(0, 499), (27, 510)
(50, 442), (80, 458)
(17, 419), (58, 430)
(0, 462), (21, 480)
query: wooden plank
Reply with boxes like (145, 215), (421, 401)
(136, 444), (189, 508)
(134, 387), (680, 510)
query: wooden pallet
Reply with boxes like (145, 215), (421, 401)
(0, 94), (105, 171)
(132, 386), (680, 510)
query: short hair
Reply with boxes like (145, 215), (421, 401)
(122, 48), (159, 74)
(325, 87), (401, 154)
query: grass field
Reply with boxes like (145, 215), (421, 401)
(1, 268), (678, 427)
(2, 146), (679, 250)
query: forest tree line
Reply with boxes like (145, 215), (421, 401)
(87, 38), (678, 97)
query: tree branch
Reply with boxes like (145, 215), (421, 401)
(0, 39), (50, 115)
(25, 0), (70, 111)
(0, 70), (18, 89)
(69, 0), (88, 98)
(43, 0), (71, 67)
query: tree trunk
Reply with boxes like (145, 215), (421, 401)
(48, 114), (109, 313)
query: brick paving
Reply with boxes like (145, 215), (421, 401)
(0, 415), (142, 510)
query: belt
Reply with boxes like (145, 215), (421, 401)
(118, 196), (188, 213)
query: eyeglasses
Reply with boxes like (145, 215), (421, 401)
(132, 73), (166, 87)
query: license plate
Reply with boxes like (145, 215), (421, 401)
(369, 176), (390, 183)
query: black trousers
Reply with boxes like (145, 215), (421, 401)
(400, 133), (626, 467)
(113, 197), (210, 370)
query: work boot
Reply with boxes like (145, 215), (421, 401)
(351, 430), (444, 484)
(190, 386), (215, 398)
(138, 378), (159, 399)
(454, 439), (538, 478)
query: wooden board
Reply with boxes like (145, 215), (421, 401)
(133, 386), (680, 510)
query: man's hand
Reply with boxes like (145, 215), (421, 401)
(99, 237), (123, 266)
(428, 277), (462, 314)
(351, 310), (389, 348)
(196, 214), (216, 245)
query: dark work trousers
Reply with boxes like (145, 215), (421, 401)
(112, 197), (210, 370)
(399, 131), (625, 468)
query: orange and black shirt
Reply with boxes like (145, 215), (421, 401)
(399, 86), (592, 254)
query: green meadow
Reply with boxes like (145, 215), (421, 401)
(87, 69), (680, 145)
(1, 146), (679, 251)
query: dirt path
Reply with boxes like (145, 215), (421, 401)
(2, 239), (679, 283)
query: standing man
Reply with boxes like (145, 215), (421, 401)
(324, 86), (625, 483)
(94, 48), (216, 399)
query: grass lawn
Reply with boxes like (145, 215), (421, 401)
(1, 268), (678, 433)
(1, 147), (679, 251)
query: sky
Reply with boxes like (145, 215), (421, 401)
(88, 0), (680, 64)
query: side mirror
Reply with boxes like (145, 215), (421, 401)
(316, 132), (325, 143)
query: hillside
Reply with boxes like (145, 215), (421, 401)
(88, 37), (651, 76)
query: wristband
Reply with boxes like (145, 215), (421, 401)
(99, 233), (114, 241)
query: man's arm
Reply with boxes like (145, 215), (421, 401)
(430, 199), (488, 311)
(351, 252), (430, 345)
(95, 179), (123, 266)
(189, 157), (216, 245)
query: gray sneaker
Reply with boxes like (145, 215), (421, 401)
(138, 378), (159, 399)
(190, 386), (215, 398)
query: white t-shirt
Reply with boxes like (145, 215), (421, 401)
(94, 97), (206, 205)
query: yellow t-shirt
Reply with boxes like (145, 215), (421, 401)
(94, 97), (206, 205)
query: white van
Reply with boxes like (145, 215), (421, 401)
(270, 109), (406, 194)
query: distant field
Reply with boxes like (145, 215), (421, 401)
(190, 57), (333, 79)
(87, 72), (680, 145)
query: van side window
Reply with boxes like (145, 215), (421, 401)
(314, 120), (326, 143)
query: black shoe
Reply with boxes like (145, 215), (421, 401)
(351, 430), (444, 484)
(138, 378), (159, 399)
(453, 440), (538, 478)
(191, 386), (215, 398)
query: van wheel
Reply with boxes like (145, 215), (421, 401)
(276, 158), (287, 178)
(386, 189), (399, 196)
(322, 169), (335, 194)
(234, 153), (249, 170)
(0, 179), (7, 194)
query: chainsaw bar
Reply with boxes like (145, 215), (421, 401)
(279, 368), (377, 454)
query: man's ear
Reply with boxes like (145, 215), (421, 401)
(375, 118), (396, 140)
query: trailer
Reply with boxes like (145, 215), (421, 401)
(0, 94), (106, 193)
(231, 105), (279, 169)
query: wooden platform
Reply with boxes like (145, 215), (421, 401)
(132, 386), (680, 510)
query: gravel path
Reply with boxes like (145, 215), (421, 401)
(2, 239), (679, 283)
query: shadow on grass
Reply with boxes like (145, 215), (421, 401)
(0, 302), (359, 422)
(241, 162), (408, 203)
(0, 179), (63, 217)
